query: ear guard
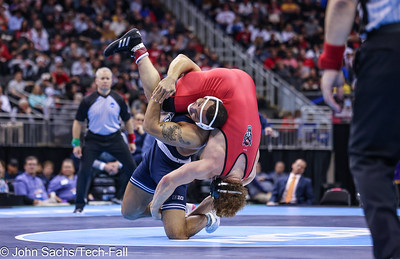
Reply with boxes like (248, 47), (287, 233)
(193, 96), (223, 130)
(210, 177), (242, 199)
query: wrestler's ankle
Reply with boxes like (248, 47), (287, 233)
(132, 44), (148, 64)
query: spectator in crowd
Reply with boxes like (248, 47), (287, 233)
(51, 59), (70, 89)
(0, 85), (11, 113)
(100, 20), (117, 44)
(274, 60), (292, 83)
(91, 151), (130, 204)
(259, 112), (274, 136)
(40, 72), (57, 95)
(15, 98), (35, 123)
(0, 37), (12, 75)
(8, 8), (24, 31)
(48, 158), (77, 204)
(71, 56), (94, 78)
(215, 4), (235, 32)
(263, 49), (281, 70)
(131, 112), (147, 165)
(280, 111), (296, 146)
(247, 162), (272, 203)
(238, 0), (253, 20)
(4, 158), (22, 184)
(110, 12), (128, 37)
(7, 71), (27, 101)
(80, 20), (102, 45)
(49, 34), (66, 56)
(13, 156), (48, 205)
(73, 13), (89, 34)
(267, 159), (313, 205)
(39, 160), (55, 189)
(28, 84), (47, 113)
(248, 161), (287, 204)
(62, 41), (87, 62)
(0, 160), (9, 193)
(29, 19), (49, 52)
(268, 161), (288, 186)
(34, 56), (50, 81)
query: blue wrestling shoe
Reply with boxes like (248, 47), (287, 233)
(103, 28), (148, 62)
(205, 210), (220, 233)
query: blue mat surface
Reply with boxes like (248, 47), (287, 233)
(0, 204), (389, 218)
(0, 205), (379, 259)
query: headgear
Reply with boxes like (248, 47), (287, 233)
(187, 96), (223, 130)
(210, 177), (242, 199)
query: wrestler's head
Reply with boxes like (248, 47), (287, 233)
(187, 96), (227, 130)
(210, 177), (248, 217)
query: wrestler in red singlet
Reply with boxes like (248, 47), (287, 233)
(164, 68), (261, 180)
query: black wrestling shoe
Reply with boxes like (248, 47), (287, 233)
(104, 28), (146, 58)
(73, 207), (83, 214)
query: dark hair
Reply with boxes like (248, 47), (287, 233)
(212, 179), (248, 217)
(206, 101), (228, 129)
(25, 156), (38, 164)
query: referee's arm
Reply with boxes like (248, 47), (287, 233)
(124, 117), (136, 153)
(72, 120), (83, 158)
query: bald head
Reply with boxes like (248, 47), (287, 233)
(95, 67), (113, 96)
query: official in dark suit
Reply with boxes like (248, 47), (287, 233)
(267, 159), (313, 205)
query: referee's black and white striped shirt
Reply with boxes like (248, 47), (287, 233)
(75, 91), (131, 135)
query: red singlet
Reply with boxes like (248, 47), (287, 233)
(173, 68), (261, 179)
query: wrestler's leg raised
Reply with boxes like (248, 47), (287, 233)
(137, 57), (160, 100)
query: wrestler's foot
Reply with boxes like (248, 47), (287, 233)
(205, 210), (220, 233)
(103, 28), (148, 62)
(185, 203), (197, 215)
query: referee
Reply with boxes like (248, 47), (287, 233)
(72, 67), (137, 213)
(319, 0), (400, 257)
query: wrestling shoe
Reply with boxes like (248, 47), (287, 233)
(103, 28), (148, 62)
(205, 210), (220, 233)
(73, 207), (83, 214)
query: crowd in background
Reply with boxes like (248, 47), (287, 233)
(0, 0), (235, 121)
(194, 0), (360, 105)
(0, 0), (359, 122)
(0, 0), (351, 205)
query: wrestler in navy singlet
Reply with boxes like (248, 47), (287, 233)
(129, 113), (194, 211)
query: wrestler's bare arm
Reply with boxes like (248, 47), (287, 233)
(144, 98), (209, 149)
(150, 157), (218, 219)
(150, 130), (224, 218)
(152, 54), (201, 103)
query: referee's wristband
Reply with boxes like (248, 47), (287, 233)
(128, 133), (136, 144)
(318, 42), (346, 70)
(71, 138), (80, 147)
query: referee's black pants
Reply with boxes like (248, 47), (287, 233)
(349, 30), (400, 259)
(75, 131), (137, 209)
